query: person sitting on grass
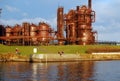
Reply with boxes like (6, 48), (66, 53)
(15, 48), (20, 55)
(58, 51), (64, 56)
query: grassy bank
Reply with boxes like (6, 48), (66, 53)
(0, 44), (87, 56)
(1, 44), (120, 56)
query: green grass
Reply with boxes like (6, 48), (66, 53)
(1, 44), (120, 56)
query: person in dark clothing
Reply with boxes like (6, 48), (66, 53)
(58, 51), (64, 56)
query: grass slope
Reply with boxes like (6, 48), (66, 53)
(0, 44), (120, 56)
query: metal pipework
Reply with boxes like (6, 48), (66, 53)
(88, 0), (92, 9)
(92, 11), (96, 22)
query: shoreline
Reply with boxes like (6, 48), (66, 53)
(1, 53), (120, 62)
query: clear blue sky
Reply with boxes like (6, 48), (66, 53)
(0, 0), (120, 41)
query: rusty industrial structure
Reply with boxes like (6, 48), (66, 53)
(57, 0), (96, 45)
(0, 0), (97, 45)
(0, 22), (54, 45)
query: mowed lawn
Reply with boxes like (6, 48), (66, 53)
(1, 44), (120, 56)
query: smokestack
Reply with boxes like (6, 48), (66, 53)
(88, 0), (92, 9)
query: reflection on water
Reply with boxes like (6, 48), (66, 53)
(0, 61), (120, 81)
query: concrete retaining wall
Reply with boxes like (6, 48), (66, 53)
(30, 54), (120, 62)
(1, 53), (120, 62)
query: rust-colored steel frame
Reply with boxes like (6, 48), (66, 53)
(0, 0), (97, 46)
(0, 22), (54, 46)
(57, 0), (96, 45)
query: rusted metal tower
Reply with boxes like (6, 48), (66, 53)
(57, 0), (97, 45)
(57, 7), (65, 45)
(76, 0), (96, 45)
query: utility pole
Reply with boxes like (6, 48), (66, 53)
(0, 8), (2, 17)
(0, 8), (2, 25)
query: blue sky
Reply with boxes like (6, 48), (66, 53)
(0, 0), (120, 41)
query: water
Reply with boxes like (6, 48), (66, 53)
(0, 61), (120, 81)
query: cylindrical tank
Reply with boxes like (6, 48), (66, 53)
(22, 22), (30, 36)
(38, 23), (49, 31)
(30, 32), (37, 42)
(30, 23), (37, 32)
(30, 32), (37, 37)
(13, 24), (21, 36)
(38, 22), (50, 43)
(6, 26), (12, 37)
(6, 26), (12, 33)
(30, 24), (37, 42)
(77, 29), (94, 45)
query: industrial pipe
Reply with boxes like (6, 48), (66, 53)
(88, 0), (92, 9)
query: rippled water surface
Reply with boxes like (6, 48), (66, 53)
(0, 61), (120, 81)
